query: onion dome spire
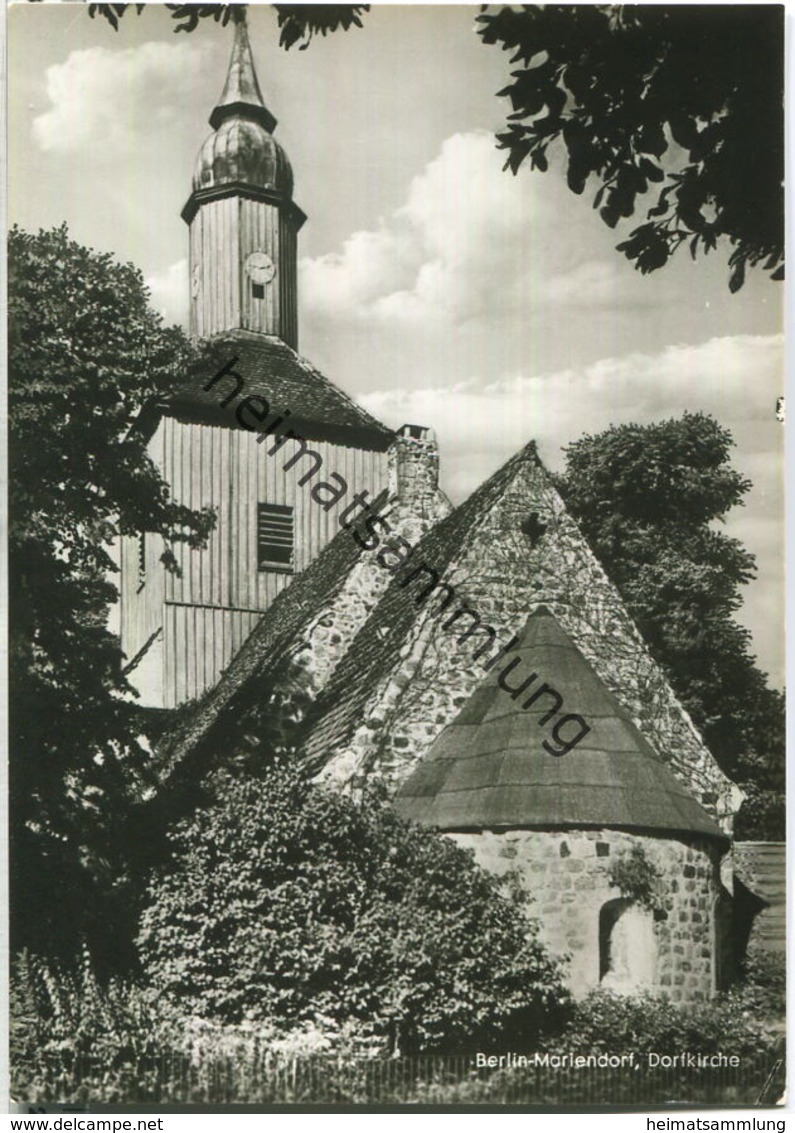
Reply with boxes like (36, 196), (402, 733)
(185, 11), (297, 211)
(183, 11), (304, 344)
(209, 13), (277, 134)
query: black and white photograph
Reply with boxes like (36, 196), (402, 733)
(6, 0), (787, 1114)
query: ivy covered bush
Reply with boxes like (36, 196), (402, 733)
(607, 843), (665, 911)
(552, 987), (782, 1061)
(137, 763), (569, 1054)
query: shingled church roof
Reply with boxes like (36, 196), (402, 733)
(298, 442), (546, 773)
(393, 607), (727, 842)
(139, 331), (394, 449)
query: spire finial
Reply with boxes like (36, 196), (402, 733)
(209, 12), (277, 133)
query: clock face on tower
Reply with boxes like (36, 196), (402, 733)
(246, 251), (276, 285)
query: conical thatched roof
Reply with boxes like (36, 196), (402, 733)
(394, 607), (726, 842)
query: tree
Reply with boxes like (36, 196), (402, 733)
(86, 3), (783, 289)
(477, 5), (784, 288)
(88, 2), (370, 49)
(138, 763), (568, 1054)
(8, 224), (215, 961)
(556, 412), (784, 838)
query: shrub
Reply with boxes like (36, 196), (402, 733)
(552, 988), (781, 1061)
(731, 951), (786, 1022)
(606, 844), (664, 911)
(137, 763), (569, 1053)
(10, 948), (167, 1104)
(11, 947), (160, 1061)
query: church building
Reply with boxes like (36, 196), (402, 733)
(125, 17), (780, 1003)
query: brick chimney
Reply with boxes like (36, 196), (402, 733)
(388, 424), (442, 519)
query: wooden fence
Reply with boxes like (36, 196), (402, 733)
(12, 1048), (785, 1108)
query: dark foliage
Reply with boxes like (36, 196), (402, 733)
(606, 844), (663, 912)
(8, 225), (215, 963)
(735, 951), (787, 1022)
(138, 763), (568, 1054)
(557, 412), (784, 837)
(88, 3), (370, 50)
(478, 5), (784, 287)
(273, 5), (369, 50)
(557, 974), (788, 1060)
(554, 984), (782, 1060)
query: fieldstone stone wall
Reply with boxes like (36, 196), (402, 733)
(298, 502), (445, 693)
(450, 828), (726, 1002)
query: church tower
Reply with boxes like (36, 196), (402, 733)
(119, 17), (403, 710)
(182, 15), (305, 346)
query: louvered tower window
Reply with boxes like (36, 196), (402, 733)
(258, 503), (294, 572)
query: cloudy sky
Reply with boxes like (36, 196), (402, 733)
(8, 2), (785, 686)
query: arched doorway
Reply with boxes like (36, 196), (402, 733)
(599, 898), (656, 991)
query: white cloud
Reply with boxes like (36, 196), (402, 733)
(146, 258), (189, 327)
(361, 334), (784, 492)
(542, 259), (631, 308)
(359, 333), (785, 683)
(299, 131), (638, 328)
(300, 224), (413, 318)
(33, 41), (210, 153)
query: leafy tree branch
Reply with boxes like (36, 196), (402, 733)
(477, 4), (784, 287)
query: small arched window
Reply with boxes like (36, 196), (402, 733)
(599, 898), (656, 991)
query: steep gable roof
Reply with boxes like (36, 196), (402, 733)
(300, 443), (539, 776)
(300, 440), (737, 830)
(140, 331), (394, 449)
(393, 607), (726, 842)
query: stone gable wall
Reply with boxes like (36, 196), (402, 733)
(317, 454), (737, 831)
